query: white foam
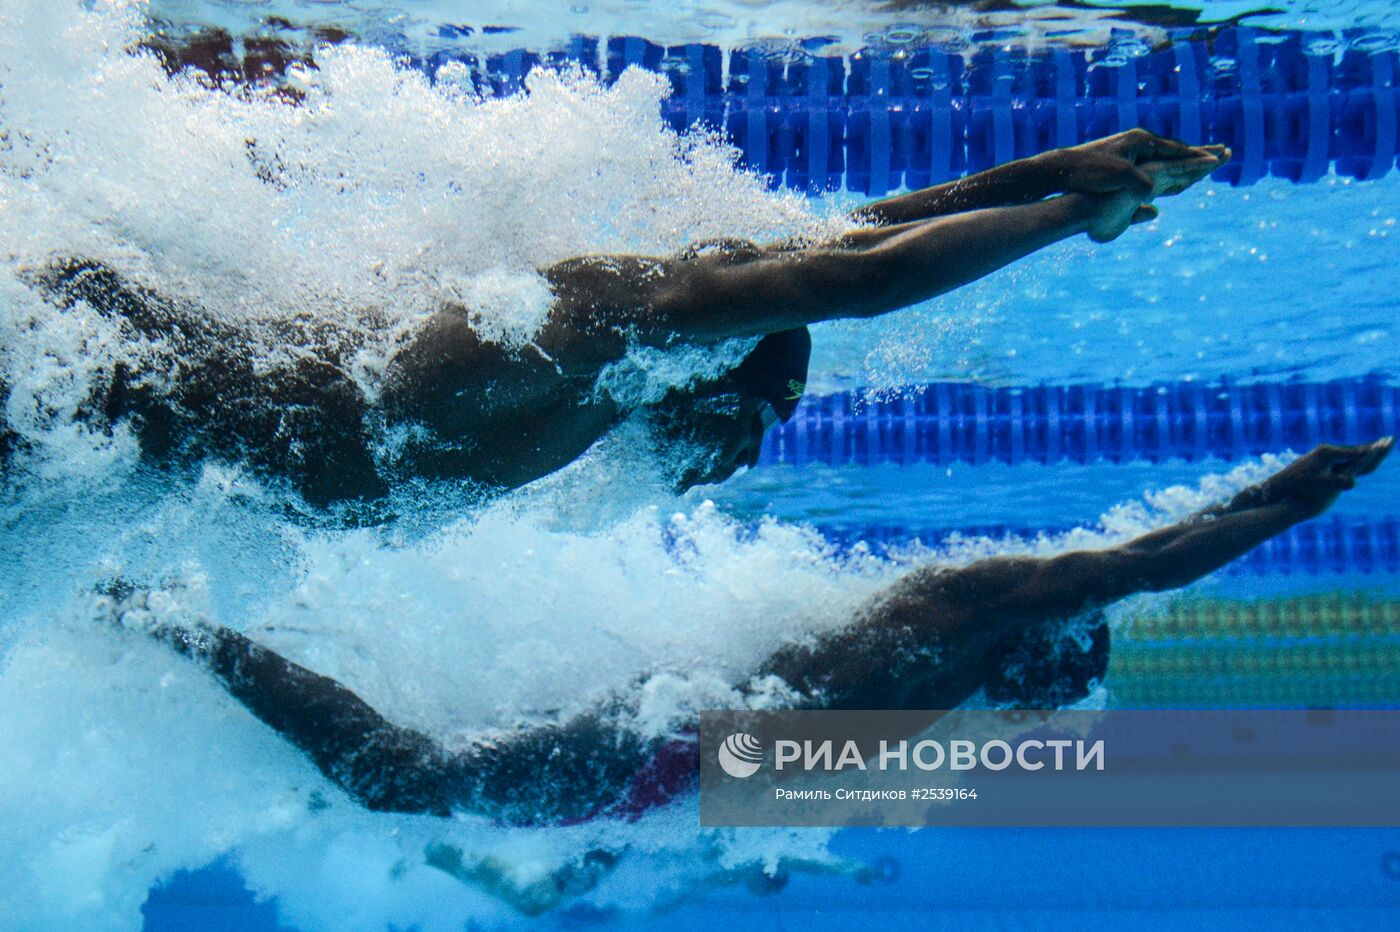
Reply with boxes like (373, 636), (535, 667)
(0, 0), (849, 475)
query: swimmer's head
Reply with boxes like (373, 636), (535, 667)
(728, 328), (811, 428)
(649, 328), (810, 490)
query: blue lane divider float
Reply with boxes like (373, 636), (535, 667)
(811, 514), (1400, 578)
(758, 377), (1399, 467)
(426, 29), (1400, 192)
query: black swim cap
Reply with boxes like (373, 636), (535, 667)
(728, 328), (811, 423)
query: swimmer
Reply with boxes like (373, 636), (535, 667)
(101, 437), (1392, 825)
(12, 131), (1228, 506)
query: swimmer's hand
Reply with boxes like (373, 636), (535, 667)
(93, 583), (220, 659)
(1042, 129), (1230, 242)
(1043, 129), (1229, 198)
(1083, 148), (1229, 242)
(1137, 146), (1231, 197)
(1235, 437), (1394, 519)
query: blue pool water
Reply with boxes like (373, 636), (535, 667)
(1, 1), (1399, 929)
(143, 829), (1400, 929)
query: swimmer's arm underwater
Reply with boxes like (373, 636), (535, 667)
(761, 438), (1394, 710)
(123, 612), (653, 819)
(849, 130), (1228, 226)
(110, 439), (1391, 820)
(536, 131), (1229, 352)
(541, 195), (1100, 351)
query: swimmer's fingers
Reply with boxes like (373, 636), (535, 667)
(1329, 436), (1395, 479)
(1054, 130), (1222, 198)
(1138, 153), (1227, 196)
(1200, 144), (1232, 165)
(1085, 189), (1146, 242)
(1118, 129), (1200, 163)
(1356, 436), (1396, 475)
(1239, 439), (1389, 519)
(1046, 147), (1152, 196)
(1118, 131), (1230, 168)
(1287, 438), (1395, 496)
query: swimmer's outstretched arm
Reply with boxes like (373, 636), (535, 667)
(848, 130), (1227, 227)
(544, 193), (1110, 356)
(128, 617), (463, 814)
(538, 133), (1228, 352)
(114, 602), (654, 819)
(760, 439), (1393, 710)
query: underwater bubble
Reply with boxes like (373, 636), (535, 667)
(1110, 37), (1151, 59)
(695, 10), (736, 31)
(925, 27), (972, 54)
(658, 57), (691, 75)
(0, 0), (849, 478)
(885, 24), (923, 46)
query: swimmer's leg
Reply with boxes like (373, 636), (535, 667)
(699, 854), (896, 898)
(429, 845), (892, 917)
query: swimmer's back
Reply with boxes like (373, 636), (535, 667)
(24, 260), (387, 504)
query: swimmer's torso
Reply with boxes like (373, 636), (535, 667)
(379, 303), (626, 492)
(5, 241), (791, 505)
(8, 258), (692, 506)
